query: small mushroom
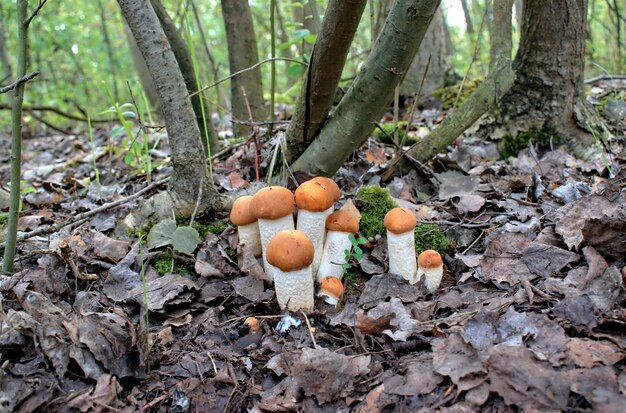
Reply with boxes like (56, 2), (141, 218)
(295, 180), (335, 275)
(244, 316), (261, 333)
(250, 186), (295, 277)
(384, 207), (417, 283)
(266, 230), (315, 313)
(317, 276), (344, 306)
(230, 195), (262, 257)
(417, 249), (443, 292)
(317, 210), (359, 281)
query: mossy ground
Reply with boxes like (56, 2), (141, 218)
(373, 122), (418, 145)
(435, 77), (482, 110)
(153, 252), (195, 277)
(356, 186), (398, 238)
(500, 127), (557, 159)
(414, 224), (449, 255)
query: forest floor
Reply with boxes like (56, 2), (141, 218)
(1, 79), (626, 412)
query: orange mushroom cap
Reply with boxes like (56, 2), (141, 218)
(266, 230), (314, 271)
(295, 180), (335, 212)
(319, 276), (344, 302)
(418, 249), (443, 269)
(309, 176), (341, 202)
(384, 207), (417, 234)
(249, 186), (295, 220)
(230, 195), (257, 226)
(325, 210), (359, 233)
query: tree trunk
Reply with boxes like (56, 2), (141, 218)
(500, 0), (595, 157)
(291, 0), (441, 176)
(460, 0), (475, 34)
(117, 0), (224, 215)
(284, 0), (367, 164)
(122, 21), (161, 115)
(221, 0), (265, 137)
(400, 6), (448, 97)
(409, 0), (515, 162)
(151, 0), (219, 154)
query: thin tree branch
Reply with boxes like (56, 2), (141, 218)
(0, 71), (38, 94)
(25, 0), (48, 27)
(192, 57), (307, 97)
(0, 103), (109, 123)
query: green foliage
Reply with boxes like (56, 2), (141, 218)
(500, 127), (557, 159)
(414, 224), (449, 256)
(0, 213), (8, 225)
(342, 233), (367, 273)
(435, 77), (482, 110)
(127, 220), (154, 240)
(356, 186), (398, 238)
(147, 218), (201, 254)
(373, 122), (419, 145)
(152, 252), (195, 277)
(175, 217), (227, 239)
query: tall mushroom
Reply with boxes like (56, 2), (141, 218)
(384, 207), (417, 283)
(249, 186), (295, 277)
(230, 195), (262, 257)
(295, 180), (335, 276)
(266, 230), (315, 313)
(417, 249), (444, 293)
(317, 210), (359, 281)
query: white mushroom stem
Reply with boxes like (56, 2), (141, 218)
(258, 215), (294, 277)
(317, 231), (352, 281)
(387, 230), (417, 283)
(418, 267), (443, 293)
(238, 222), (262, 257)
(272, 265), (314, 313)
(296, 209), (328, 276)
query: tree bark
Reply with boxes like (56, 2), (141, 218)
(284, 0), (367, 164)
(400, 6), (448, 97)
(221, 0), (265, 137)
(151, 0), (219, 154)
(409, 0), (515, 162)
(117, 0), (224, 215)
(500, 0), (595, 157)
(291, 0), (441, 176)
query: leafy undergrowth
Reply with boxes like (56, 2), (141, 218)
(1, 85), (626, 412)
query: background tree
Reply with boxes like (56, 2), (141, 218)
(151, 0), (219, 154)
(221, 0), (265, 137)
(289, 0), (442, 176)
(117, 0), (224, 217)
(284, 0), (367, 164)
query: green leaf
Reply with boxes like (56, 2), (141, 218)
(304, 34), (317, 45)
(357, 237), (367, 244)
(121, 111), (137, 119)
(288, 63), (306, 77)
(110, 125), (125, 138)
(293, 28), (310, 39)
(353, 247), (363, 256)
(124, 150), (136, 166)
(147, 219), (176, 249)
(172, 226), (201, 254)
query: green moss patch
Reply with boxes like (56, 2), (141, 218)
(414, 224), (449, 255)
(500, 127), (557, 159)
(153, 252), (195, 277)
(356, 186), (398, 238)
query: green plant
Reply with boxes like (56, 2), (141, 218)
(101, 85), (152, 179)
(147, 218), (201, 254)
(0, 213), (8, 225)
(152, 252), (195, 277)
(356, 186), (398, 238)
(342, 233), (367, 274)
(435, 77), (482, 110)
(500, 127), (556, 159)
(414, 224), (449, 255)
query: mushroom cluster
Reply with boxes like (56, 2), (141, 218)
(229, 178), (445, 315)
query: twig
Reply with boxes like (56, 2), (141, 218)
(300, 309), (318, 349)
(25, 0), (48, 26)
(0, 103), (109, 123)
(584, 73), (626, 84)
(241, 85), (260, 182)
(0, 72), (39, 94)
(59, 239), (99, 281)
(0, 178), (169, 248)
(190, 176), (204, 227)
(192, 57), (307, 97)
(206, 351), (218, 376)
